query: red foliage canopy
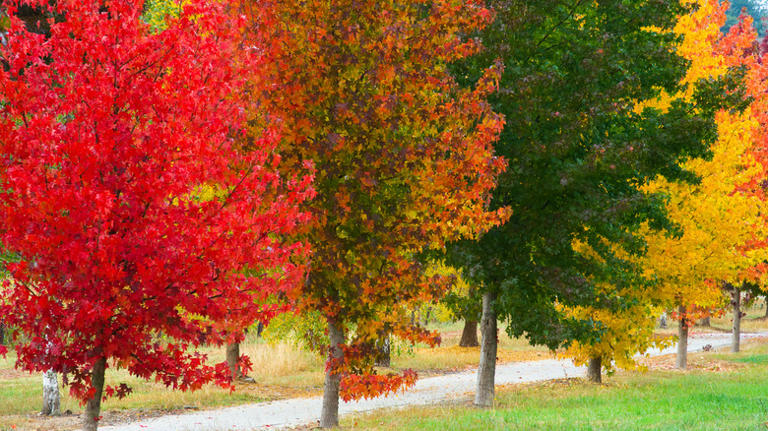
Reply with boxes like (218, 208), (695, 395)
(0, 0), (312, 401)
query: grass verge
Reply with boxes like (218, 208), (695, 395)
(346, 344), (768, 431)
(0, 321), (545, 429)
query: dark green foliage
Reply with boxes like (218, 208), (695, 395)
(447, 0), (743, 349)
(441, 285), (482, 324)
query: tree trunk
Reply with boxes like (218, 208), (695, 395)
(226, 342), (241, 379)
(375, 335), (391, 368)
(459, 320), (479, 347)
(0, 324), (4, 345)
(586, 357), (601, 383)
(83, 357), (106, 431)
(699, 316), (710, 327)
(764, 296), (768, 318)
(676, 306), (688, 370)
(658, 312), (667, 329)
(41, 369), (60, 416)
(732, 289), (741, 353)
(475, 291), (497, 408)
(319, 320), (344, 428)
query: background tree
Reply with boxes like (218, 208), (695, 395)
(561, 0), (767, 378)
(0, 1), (312, 430)
(641, 2), (768, 370)
(441, 278), (483, 348)
(724, 0), (766, 36)
(446, 0), (734, 406)
(558, 242), (670, 383)
(244, 0), (508, 426)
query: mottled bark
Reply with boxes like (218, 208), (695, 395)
(732, 289), (741, 353)
(83, 357), (106, 431)
(459, 320), (479, 347)
(319, 320), (344, 428)
(586, 357), (601, 383)
(375, 335), (391, 368)
(676, 306), (688, 370)
(475, 291), (497, 408)
(41, 370), (60, 416)
(226, 342), (241, 379)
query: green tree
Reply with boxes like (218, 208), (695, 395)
(447, 0), (736, 406)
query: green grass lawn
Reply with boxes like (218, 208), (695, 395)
(348, 347), (768, 430)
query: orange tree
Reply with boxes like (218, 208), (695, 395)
(242, 0), (508, 427)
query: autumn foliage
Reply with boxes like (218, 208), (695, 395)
(560, 0), (768, 372)
(241, 0), (507, 409)
(2, 0), (768, 427)
(0, 0), (311, 407)
(643, 0), (767, 323)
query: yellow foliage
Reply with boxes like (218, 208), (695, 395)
(559, 302), (671, 373)
(641, 0), (729, 113)
(642, 0), (767, 308)
(143, 0), (189, 31)
(425, 261), (472, 323)
(643, 107), (766, 305)
(562, 0), (767, 371)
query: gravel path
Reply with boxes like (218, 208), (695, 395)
(102, 331), (766, 431)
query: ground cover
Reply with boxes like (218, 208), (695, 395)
(345, 342), (768, 431)
(3, 307), (766, 431)
(0, 321), (547, 430)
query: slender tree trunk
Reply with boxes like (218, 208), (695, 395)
(320, 320), (344, 428)
(732, 289), (741, 353)
(459, 319), (479, 347)
(764, 296), (768, 318)
(699, 316), (710, 327)
(375, 335), (391, 368)
(658, 312), (667, 329)
(83, 357), (106, 431)
(226, 342), (241, 379)
(256, 321), (264, 337)
(423, 307), (432, 326)
(0, 324), (4, 345)
(586, 357), (601, 383)
(475, 291), (497, 408)
(676, 306), (688, 370)
(41, 369), (60, 416)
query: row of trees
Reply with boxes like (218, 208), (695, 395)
(1, 0), (767, 430)
(559, 0), (768, 378)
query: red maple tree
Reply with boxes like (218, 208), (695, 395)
(0, 1), (312, 429)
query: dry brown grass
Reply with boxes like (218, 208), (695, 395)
(0, 320), (548, 429)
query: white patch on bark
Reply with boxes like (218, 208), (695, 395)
(41, 370), (60, 416)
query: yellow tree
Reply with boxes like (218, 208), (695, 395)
(561, 0), (767, 378)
